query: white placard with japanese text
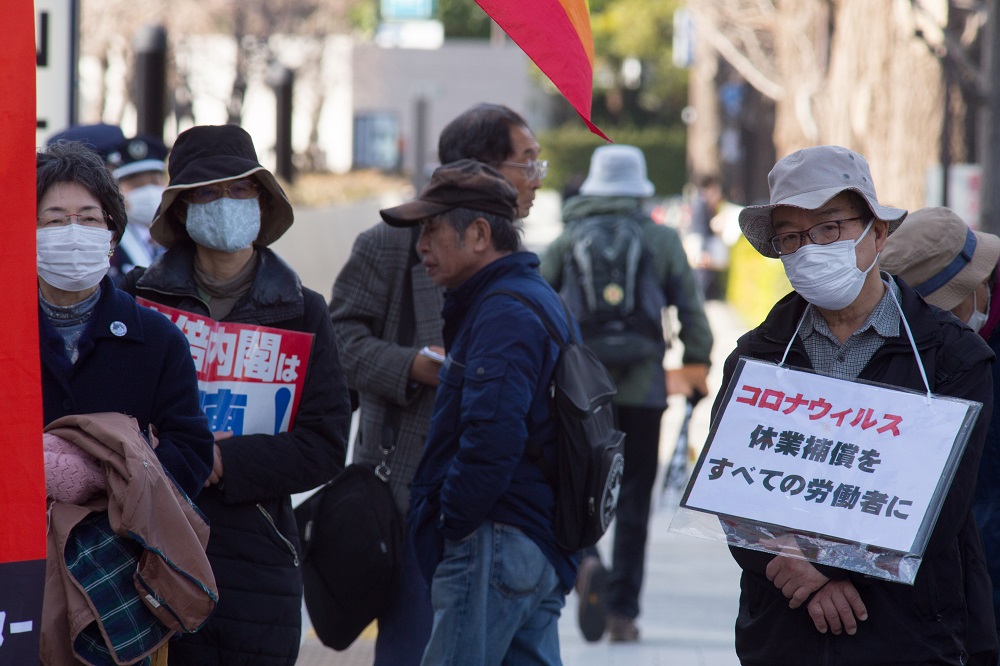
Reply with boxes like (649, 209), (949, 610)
(138, 298), (314, 436)
(682, 358), (980, 555)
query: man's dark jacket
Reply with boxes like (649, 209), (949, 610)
(715, 279), (997, 666)
(123, 243), (351, 666)
(408, 252), (579, 591)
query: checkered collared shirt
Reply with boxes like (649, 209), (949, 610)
(799, 277), (901, 380)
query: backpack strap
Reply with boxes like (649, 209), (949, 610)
(484, 289), (576, 347)
(481, 289), (571, 485)
(377, 225), (423, 481)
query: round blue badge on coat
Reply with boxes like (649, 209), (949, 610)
(110, 321), (127, 337)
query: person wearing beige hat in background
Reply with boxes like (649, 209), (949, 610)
(881, 207), (1000, 331)
(721, 145), (996, 665)
(881, 206), (1000, 649)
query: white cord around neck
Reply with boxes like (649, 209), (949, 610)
(885, 279), (932, 401)
(779, 277), (932, 402)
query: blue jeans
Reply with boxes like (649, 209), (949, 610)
(374, 535), (433, 666)
(421, 521), (565, 666)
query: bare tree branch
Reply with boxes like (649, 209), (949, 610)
(691, 5), (784, 100)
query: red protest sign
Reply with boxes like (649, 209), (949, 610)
(137, 299), (315, 435)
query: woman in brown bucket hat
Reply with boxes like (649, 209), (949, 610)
(121, 124), (352, 665)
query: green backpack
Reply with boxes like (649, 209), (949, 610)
(559, 212), (666, 369)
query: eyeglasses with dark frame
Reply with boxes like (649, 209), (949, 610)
(770, 217), (863, 256)
(37, 210), (110, 227)
(180, 178), (261, 205)
(497, 158), (549, 182)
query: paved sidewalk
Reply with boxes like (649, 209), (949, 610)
(295, 300), (748, 665)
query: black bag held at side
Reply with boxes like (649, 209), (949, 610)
(487, 291), (626, 552)
(294, 464), (403, 651)
(296, 225), (417, 649)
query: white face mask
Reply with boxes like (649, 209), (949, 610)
(37, 224), (114, 292)
(781, 220), (878, 310)
(185, 197), (261, 253)
(125, 184), (165, 229)
(967, 289), (990, 333)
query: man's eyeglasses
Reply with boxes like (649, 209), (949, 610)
(180, 178), (261, 205)
(498, 159), (549, 182)
(770, 217), (863, 256)
(38, 211), (110, 227)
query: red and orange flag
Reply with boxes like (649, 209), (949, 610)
(475, 0), (610, 141)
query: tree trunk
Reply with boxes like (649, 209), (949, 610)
(822, 0), (943, 211)
(687, 11), (722, 182)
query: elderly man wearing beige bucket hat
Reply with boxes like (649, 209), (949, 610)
(881, 206), (1000, 650)
(717, 145), (997, 665)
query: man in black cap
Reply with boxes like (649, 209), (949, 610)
(46, 123), (126, 161)
(47, 126), (171, 279)
(380, 159), (576, 665)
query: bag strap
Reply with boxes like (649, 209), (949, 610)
(484, 289), (576, 348)
(481, 289), (571, 485)
(377, 226), (423, 482)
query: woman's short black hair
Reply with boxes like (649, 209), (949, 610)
(37, 141), (127, 243)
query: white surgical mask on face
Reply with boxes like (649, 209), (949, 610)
(781, 220), (878, 310)
(125, 184), (165, 229)
(967, 289), (990, 333)
(37, 224), (114, 292)
(185, 197), (261, 253)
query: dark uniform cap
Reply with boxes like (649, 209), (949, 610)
(46, 123), (126, 163)
(107, 134), (169, 180)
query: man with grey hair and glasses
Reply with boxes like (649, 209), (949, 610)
(717, 145), (996, 665)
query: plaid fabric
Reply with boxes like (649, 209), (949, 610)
(330, 223), (444, 516)
(65, 512), (170, 665)
(799, 277), (902, 380)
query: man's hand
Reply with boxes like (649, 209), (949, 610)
(806, 579), (868, 635)
(204, 432), (230, 487)
(410, 345), (445, 387)
(765, 554), (829, 609)
(667, 363), (709, 398)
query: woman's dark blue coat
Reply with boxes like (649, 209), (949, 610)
(39, 276), (214, 498)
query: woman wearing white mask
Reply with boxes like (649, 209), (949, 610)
(880, 207), (999, 337)
(37, 142), (216, 663)
(880, 206), (1000, 650)
(121, 124), (351, 666)
(37, 141), (213, 494)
